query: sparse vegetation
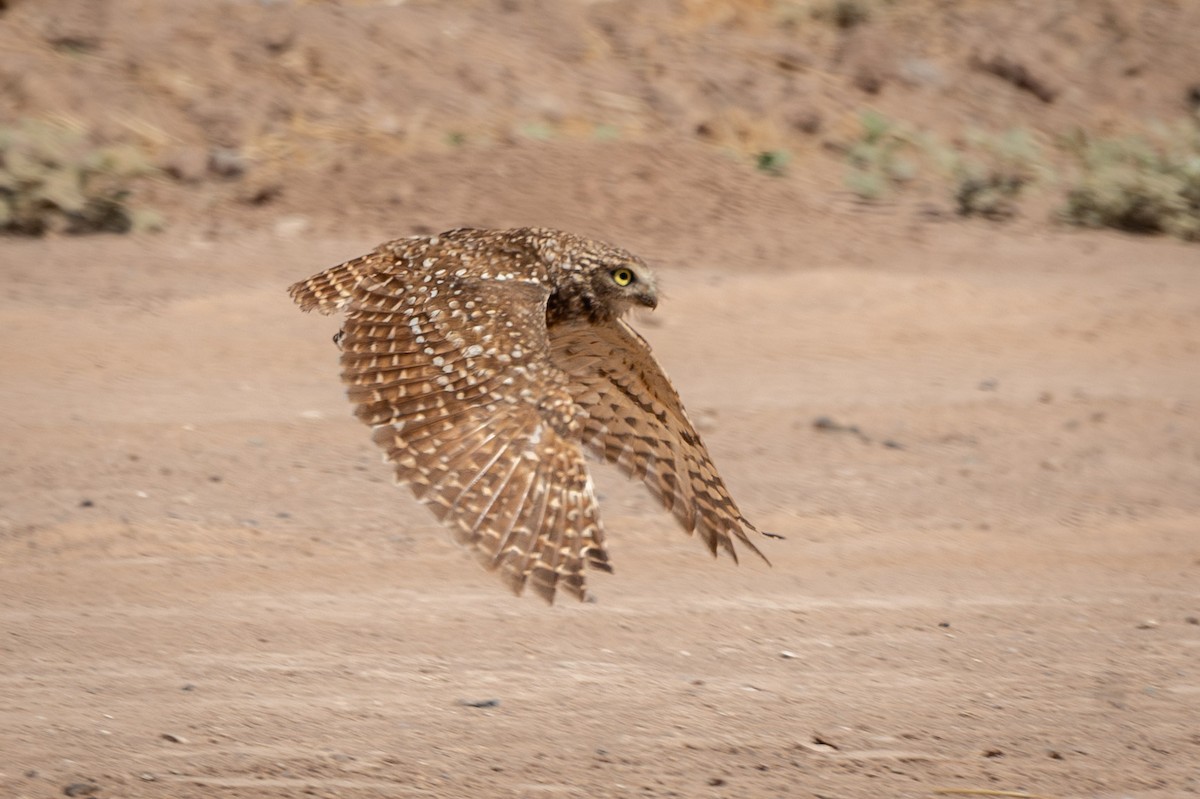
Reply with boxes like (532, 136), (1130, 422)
(774, 0), (874, 29)
(1060, 122), (1200, 241)
(821, 0), (872, 29)
(755, 149), (791, 176)
(844, 110), (917, 200)
(832, 114), (1200, 240)
(0, 120), (161, 236)
(942, 129), (1043, 220)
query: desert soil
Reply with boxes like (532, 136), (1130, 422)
(2, 2), (1200, 798)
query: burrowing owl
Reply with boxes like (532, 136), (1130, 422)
(289, 227), (771, 602)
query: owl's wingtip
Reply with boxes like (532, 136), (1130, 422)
(733, 522), (775, 567)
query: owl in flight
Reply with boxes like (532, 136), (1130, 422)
(289, 227), (772, 603)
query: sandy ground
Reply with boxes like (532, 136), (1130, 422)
(2, 224), (1198, 799)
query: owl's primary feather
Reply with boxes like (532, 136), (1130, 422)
(289, 227), (769, 602)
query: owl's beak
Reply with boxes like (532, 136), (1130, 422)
(637, 290), (658, 310)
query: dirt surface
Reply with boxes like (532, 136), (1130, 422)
(3, 2), (1200, 798)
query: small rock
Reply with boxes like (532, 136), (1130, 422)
(693, 408), (719, 433)
(708, 777), (726, 787)
(812, 416), (870, 443)
(1185, 616), (1199, 625)
(208, 147), (246, 178)
(63, 784), (99, 797)
(138, 773), (156, 781)
(242, 180), (282, 206)
(787, 109), (823, 135)
(274, 215), (310, 238)
(457, 698), (500, 708)
(161, 732), (188, 743)
(159, 146), (208, 183)
(899, 58), (945, 87)
(780, 650), (798, 659)
(261, 18), (295, 53)
(1187, 84), (1200, 112)
(1135, 619), (1159, 630)
(970, 52), (1059, 103)
(809, 733), (839, 752)
(79, 499), (94, 508)
(852, 68), (884, 95)
(774, 47), (812, 72)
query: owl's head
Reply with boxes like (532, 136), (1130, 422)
(586, 256), (659, 316)
(530, 228), (659, 323)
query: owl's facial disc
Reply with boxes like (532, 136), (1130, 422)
(608, 264), (658, 310)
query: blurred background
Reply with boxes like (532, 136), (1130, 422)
(3, 0), (1198, 247)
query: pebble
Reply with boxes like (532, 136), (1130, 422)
(159, 146), (208, 183)
(208, 147), (246, 178)
(274, 215), (311, 238)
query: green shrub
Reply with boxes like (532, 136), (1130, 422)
(945, 129), (1043, 220)
(1060, 122), (1200, 241)
(0, 120), (160, 236)
(845, 110), (916, 200)
(755, 149), (791, 176)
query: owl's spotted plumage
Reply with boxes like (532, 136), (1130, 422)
(289, 227), (770, 602)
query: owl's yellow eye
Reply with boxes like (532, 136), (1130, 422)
(612, 268), (635, 286)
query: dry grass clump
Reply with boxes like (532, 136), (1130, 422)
(0, 120), (160, 236)
(1060, 122), (1200, 241)
(844, 110), (918, 200)
(944, 130), (1044, 220)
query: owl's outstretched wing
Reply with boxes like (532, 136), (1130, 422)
(548, 318), (769, 564)
(289, 243), (610, 603)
